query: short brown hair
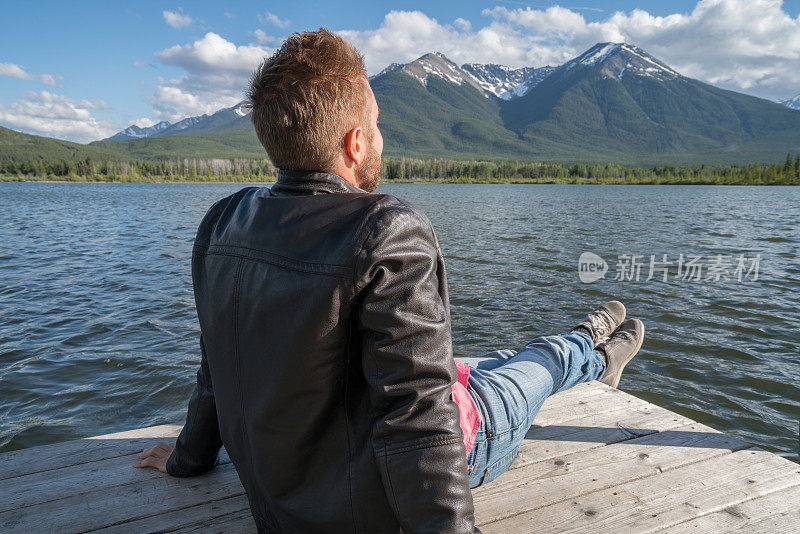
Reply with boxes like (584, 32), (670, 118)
(246, 28), (369, 171)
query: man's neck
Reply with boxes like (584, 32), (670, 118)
(328, 163), (360, 190)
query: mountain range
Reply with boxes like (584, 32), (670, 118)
(366, 42), (800, 163)
(782, 94), (800, 111)
(5, 42), (800, 165)
(105, 102), (251, 141)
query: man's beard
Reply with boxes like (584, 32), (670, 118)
(355, 129), (381, 193)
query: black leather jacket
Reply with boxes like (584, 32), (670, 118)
(166, 169), (478, 533)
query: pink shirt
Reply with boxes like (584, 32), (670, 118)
(451, 359), (481, 457)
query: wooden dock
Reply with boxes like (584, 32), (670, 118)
(2, 381), (798, 532)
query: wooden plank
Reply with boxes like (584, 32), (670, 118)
(171, 508), (257, 533)
(665, 483), (800, 533)
(0, 461), (246, 533)
(1, 446), (232, 513)
(481, 449), (800, 533)
(472, 422), (749, 526)
(91, 495), (253, 534)
(509, 399), (700, 472)
(527, 382), (640, 427)
(0, 424), (182, 480)
(2, 382), (797, 533)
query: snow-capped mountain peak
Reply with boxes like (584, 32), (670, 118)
(460, 64), (555, 100)
(383, 52), (556, 100)
(104, 103), (246, 142)
(781, 94), (800, 110)
(572, 42), (621, 67)
(105, 120), (171, 141)
(233, 101), (249, 117)
(563, 42), (680, 81)
(399, 52), (482, 91)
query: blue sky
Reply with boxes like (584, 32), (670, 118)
(2, 0), (800, 142)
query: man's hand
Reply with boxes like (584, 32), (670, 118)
(133, 442), (175, 474)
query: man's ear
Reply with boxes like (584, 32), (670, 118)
(343, 127), (364, 166)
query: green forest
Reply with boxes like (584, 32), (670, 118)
(1, 153), (799, 185)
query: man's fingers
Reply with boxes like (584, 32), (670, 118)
(133, 455), (168, 472)
(138, 442), (173, 459)
(133, 456), (155, 468)
(134, 442), (175, 472)
(133, 443), (175, 473)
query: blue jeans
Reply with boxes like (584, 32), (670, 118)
(459, 331), (606, 488)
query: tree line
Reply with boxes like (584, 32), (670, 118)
(382, 154), (800, 185)
(0, 157), (277, 182)
(2, 154), (800, 185)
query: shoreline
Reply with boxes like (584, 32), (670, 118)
(2, 178), (798, 186)
(4, 154), (798, 186)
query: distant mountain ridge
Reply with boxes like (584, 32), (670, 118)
(372, 52), (555, 100)
(461, 63), (556, 100)
(106, 120), (171, 141)
(14, 42), (800, 165)
(104, 102), (250, 141)
(107, 55), (555, 142)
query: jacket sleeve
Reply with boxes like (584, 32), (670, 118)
(355, 204), (478, 534)
(166, 334), (223, 477)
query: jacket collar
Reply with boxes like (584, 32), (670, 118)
(272, 169), (366, 195)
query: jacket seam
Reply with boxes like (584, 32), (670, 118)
(343, 319), (358, 533)
(175, 380), (207, 475)
(395, 197), (440, 249)
(378, 435), (462, 456)
(194, 242), (350, 269)
(207, 188), (255, 239)
(251, 509), (278, 530)
(351, 198), (393, 291)
(352, 202), (420, 292)
(383, 444), (402, 518)
(231, 257), (256, 487)
(348, 195), (386, 255)
(193, 249), (351, 279)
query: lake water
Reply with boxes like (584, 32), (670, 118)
(0, 182), (797, 456)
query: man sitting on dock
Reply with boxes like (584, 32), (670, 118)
(134, 28), (645, 533)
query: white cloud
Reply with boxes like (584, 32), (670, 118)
(339, 9), (590, 75)
(151, 32), (274, 121)
(453, 18), (471, 32)
(0, 91), (118, 143)
(131, 117), (156, 127)
(253, 29), (275, 44)
(163, 9), (193, 29)
(340, 1), (800, 101)
(142, 1), (800, 124)
(156, 32), (270, 76)
(0, 62), (62, 87)
(258, 11), (290, 28)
